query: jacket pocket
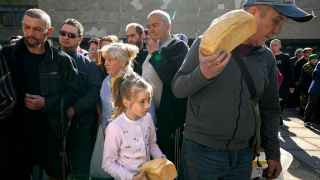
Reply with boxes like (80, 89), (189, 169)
(40, 71), (61, 96)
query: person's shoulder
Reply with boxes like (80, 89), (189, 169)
(50, 46), (71, 60)
(0, 45), (13, 57)
(110, 114), (126, 126)
(171, 37), (188, 48)
(107, 117), (123, 130)
(280, 52), (290, 60)
(257, 46), (274, 59)
(0, 39), (22, 56)
(253, 46), (277, 66)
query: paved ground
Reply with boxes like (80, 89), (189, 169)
(280, 109), (320, 180)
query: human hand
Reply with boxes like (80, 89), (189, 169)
(199, 50), (231, 79)
(24, 94), (45, 110)
(132, 171), (147, 180)
(67, 106), (75, 121)
(289, 88), (295, 94)
(264, 159), (282, 179)
(147, 38), (159, 54)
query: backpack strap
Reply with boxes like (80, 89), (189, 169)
(233, 51), (261, 158)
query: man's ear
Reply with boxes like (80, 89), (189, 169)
(246, 6), (259, 16)
(47, 27), (54, 37)
(78, 36), (83, 45)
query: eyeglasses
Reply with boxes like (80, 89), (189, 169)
(59, 30), (78, 39)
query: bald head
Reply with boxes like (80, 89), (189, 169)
(147, 9), (171, 25)
(147, 9), (172, 42)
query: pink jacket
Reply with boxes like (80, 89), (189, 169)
(102, 113), (164, 180)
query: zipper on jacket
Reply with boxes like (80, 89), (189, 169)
(226, 73), (243, 149)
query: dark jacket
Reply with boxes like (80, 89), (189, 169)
(2, 38), (79, 138)
(66, 51), (102, 127)
(299, 62), (316, 95)
(172, 38), (281, 160)
(149, 37), (189, 135)
(275, 53), (293, 98)
(134, 44), (148, 75)
(309, 61), (320, 96)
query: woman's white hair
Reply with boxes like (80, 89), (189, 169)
(101, 42), (139, 71)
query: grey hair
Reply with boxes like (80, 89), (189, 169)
(147, 9), (171, 25)
(270, 39), (281, 46)
(101, 42), (139, 71)
(24, 8), (51, 28)
(294, 48), (303, 56)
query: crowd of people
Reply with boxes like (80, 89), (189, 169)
(270, 39), (319, 127)
(0, 0), (317, 180)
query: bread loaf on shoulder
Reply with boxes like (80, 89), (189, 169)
(200, 9), (257, 56)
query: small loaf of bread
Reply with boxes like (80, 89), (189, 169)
(139, 159), (177, 180)
(200, 9), (257, 56)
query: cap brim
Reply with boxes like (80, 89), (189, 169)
(272, 5), (313, 22)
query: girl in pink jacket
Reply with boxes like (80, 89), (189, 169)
(102, 72), (165, 180)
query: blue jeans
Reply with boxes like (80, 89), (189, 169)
(181, 138), (253, 180)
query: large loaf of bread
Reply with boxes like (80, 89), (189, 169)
(200, 9), (257, 56)
(139, 159), (177, 180)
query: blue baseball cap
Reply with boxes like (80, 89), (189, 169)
(242, 0), (313, 22)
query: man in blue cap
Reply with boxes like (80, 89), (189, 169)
(172, 0), (313, 180)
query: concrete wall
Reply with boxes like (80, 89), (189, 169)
(0, 0), (319, 41)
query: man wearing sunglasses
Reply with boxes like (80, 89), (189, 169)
(0, 8), (79, 180)
(59, 18), (102, 180)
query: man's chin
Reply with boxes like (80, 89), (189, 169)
(24, 39), (41, 48)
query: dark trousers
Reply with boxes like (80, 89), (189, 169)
(68, 123), (97, 180)
(304, 94), (320, 124)
(157, 127), (183, 178)
(3, 117), (31, 180)
(181, 138), (253, 180)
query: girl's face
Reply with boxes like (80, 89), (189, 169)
(104, 55), (126, 77)
(124, 89), (151, 120)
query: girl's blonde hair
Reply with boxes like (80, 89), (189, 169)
(111, 72), (153, 118)
(98, 42), (139, 74)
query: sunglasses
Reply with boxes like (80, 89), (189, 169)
(59, 30), (78, 39)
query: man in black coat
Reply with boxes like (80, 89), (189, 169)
(59, 18), (102, 180)
(1, 9), (79, 180)
(126, 22), (148, 75)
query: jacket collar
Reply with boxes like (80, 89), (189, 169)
(13, 38), (54, 63)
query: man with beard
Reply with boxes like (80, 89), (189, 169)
(0, 8), (78, 180)
(59, 18), (102, 180)
(126, 22), (148, 75)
